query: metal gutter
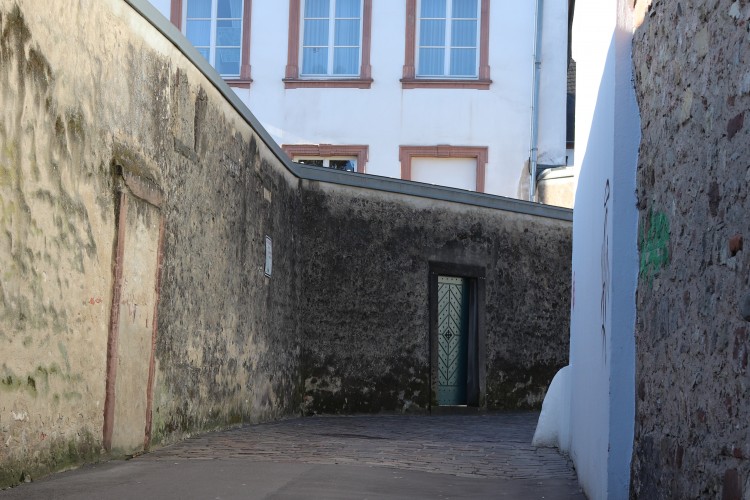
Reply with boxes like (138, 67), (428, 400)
(123, 0), (572, 223)
(529, 0), (545, 201)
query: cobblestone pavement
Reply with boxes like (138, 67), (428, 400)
(2, 412), (585, 499)
(143, 412), (578, 481)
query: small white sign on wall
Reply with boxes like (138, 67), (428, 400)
(264, 235), (272, 277)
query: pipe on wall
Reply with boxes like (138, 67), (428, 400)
(529, 0), (545, 201)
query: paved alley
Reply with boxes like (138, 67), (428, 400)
(1, 412), (584, 499)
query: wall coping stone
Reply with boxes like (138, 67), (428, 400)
(124, 0), (573, 223)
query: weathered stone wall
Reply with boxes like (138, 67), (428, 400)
(0, 0), (301, 486)
(299, 181), (572, 414)
(632, 1), (750, 497)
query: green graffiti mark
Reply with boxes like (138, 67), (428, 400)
(639, 210), (670, 284)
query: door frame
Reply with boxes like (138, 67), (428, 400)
(428, 262), (486, 410)
(103, 168), (165, 453)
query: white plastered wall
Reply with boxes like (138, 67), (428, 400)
(149, 0), (569, 199)
(567, 0), (639, 498)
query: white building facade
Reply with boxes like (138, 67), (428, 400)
(148, 0), (569, 198)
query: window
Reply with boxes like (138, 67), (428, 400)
(282, 144), (368, 173)
(301, 0), (361, 77)
(399, 145), (488, 192)
(401, 0), (491, 89)
(296, 157), (357, 172)
(171, 0), (253, 87)
(417, 0), (478, 77)
(284, 0), (373, 88)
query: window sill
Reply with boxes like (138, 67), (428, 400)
(400, 78), (491, 90)
(225, 78), (253, 89)
(283, 78), (373, 89)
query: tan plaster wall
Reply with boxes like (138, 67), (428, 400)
(0, 0), (302, 486)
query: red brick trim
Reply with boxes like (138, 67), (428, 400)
(282, 144), (369, 173)
(401, 0), (491, 90)
(399, 145), (488, 192)
(170, 0), (253, 86)
(401, 79), (490, 90)
(282, 78), (373, 89)
(170, 0), (183, 29)
(284, 0), (373, 89)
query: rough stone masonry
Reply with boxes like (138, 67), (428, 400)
(631, 0), (750, 497)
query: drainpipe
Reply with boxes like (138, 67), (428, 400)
(529, 0), (545, 201)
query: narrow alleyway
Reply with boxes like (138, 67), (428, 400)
(1, 412), (583, 499)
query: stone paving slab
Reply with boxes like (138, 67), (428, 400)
(1, 412), (585, 499)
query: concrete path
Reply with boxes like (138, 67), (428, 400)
(1, 412), (584, 499)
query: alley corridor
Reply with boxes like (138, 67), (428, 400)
(1, 413), (583, 499)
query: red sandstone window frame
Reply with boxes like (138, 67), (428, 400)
(283, 0), (373, 89)
(401, 0), (491, 89)
(170, 0), (253, 88)
(399, 145), (488, 192)
(282, 144), (369, 173)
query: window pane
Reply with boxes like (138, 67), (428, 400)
(186, 0), (211, 18)
(419, 19), (445, 46)
(452, 0), (477, 18)
(297, 159), (325, 166)
(186, 20), (211, 46)
(418, 48), (445, 75)
(302, 47), (329, 74)
(217, 0), (243, 17)
(333, 47), (359, 74)
(451, 20), (476, 47)
(421, 0), (446, 18)
(450, 48), (476, 76)
(329, 160), (356, 172)
(196, 47), (210, 61)
(216, 20), (242, 46)
(216, 47), (241, 75)
(335, 0), (361, 17)
(303, 19), (329, 45)
(335, 19), (360, 46)
(305, 0), (330, 17)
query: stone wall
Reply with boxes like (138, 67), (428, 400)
(631, 1), (750, 497)
(0, 0), (302, 486)
(0, 0), (573, 488)
(299, 181), (572, 414)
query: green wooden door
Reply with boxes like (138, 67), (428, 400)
(437, 276), (469, 405)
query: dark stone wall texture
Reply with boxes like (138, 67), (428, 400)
(299, 183), (572, 414)
(632, 1), (750, 497)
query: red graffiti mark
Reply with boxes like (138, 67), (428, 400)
(40, 432), (47, 440)
(88, 297), (103, 305)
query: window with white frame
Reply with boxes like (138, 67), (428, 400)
(416, 0), (479, 78)
(184, 0), (244, 77)
(301, 0), (363, 77)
